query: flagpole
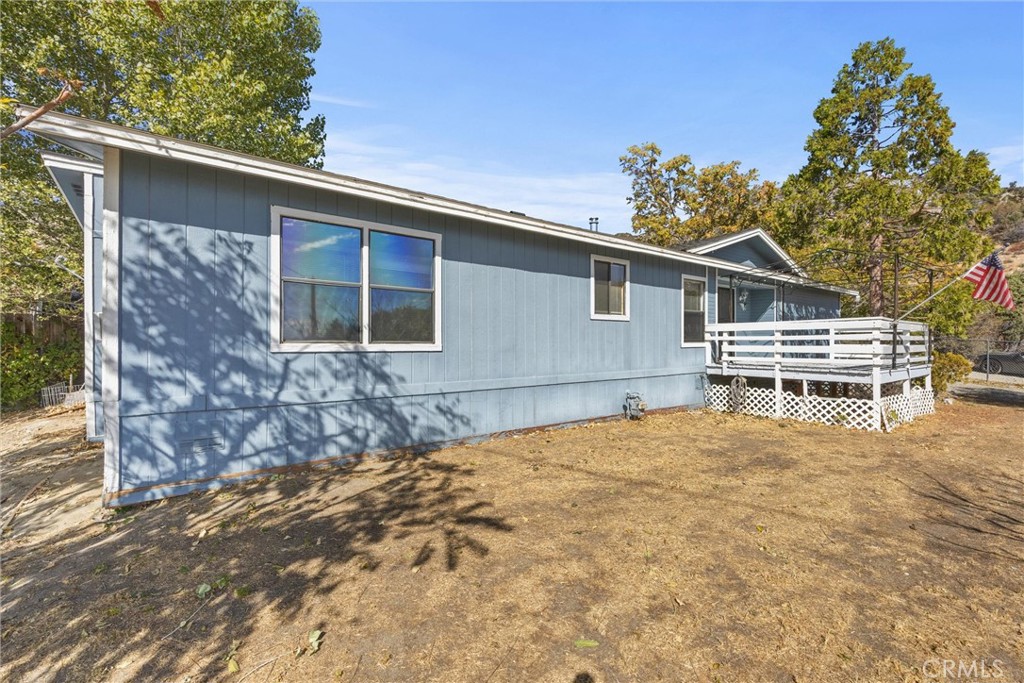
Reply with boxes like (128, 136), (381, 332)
(889, 245), (1008, 370)
(896, 245), (1008, 322)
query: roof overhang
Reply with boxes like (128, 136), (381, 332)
(17, 105), (857, 297)
(39, 152), (103, 228)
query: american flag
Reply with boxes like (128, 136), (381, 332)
(963, 251), (1016, 310)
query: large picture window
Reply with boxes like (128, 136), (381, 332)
(590, 255), (630, 321)
(271, 207), (441, 352)
(682, 276), (706, 346)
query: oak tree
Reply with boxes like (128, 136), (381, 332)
(620, 142), (778, 248)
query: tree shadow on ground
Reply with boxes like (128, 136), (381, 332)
(948, 383), (1024, 408)
(1, 436), (512, 682)
(907, 471), (1024, 563)
(2, 161), (512, 681)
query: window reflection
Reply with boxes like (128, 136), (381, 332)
(282, 282), (360, 342)
(277, 214), (438, 346)
(281, 218), (361, 283)
(370, 230), (433, 289)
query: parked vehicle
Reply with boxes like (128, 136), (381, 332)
(974, 351), (1024, 377)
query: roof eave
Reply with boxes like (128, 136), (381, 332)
(687, 227), (807, 277)
(18, 106), (853, 295)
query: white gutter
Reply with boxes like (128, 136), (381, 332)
(17, 106), (858, 297)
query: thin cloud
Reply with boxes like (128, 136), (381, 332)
(294, 232), (357, 253)
(986, 143), (1024, 183)
(322, 130), (632, 231)
(309, 93), (374, 109)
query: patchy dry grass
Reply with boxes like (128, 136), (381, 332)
(1, 394), (1022, 683)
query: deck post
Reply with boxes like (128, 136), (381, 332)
(902, 378), (911, 396)
(774, 329), (784, 417)
(871, 326), (882, 403)
(774, 366), (783, 417)
(721, 330), (728, 373)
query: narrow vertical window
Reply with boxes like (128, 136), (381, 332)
(591, 255), (630, 320)
(682, 277), (706, 344)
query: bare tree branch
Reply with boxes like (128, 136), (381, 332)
(1, 80), (79, 141)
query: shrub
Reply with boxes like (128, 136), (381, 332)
(930, 350), (972, 394)
(1, 322), (83, 410)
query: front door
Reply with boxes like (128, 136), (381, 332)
(717, 287), (734, 323)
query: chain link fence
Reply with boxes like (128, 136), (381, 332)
(934, 337), (1024, 381)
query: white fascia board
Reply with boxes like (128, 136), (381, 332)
(688, 227), (806, 276)
(39, 151), (104, 175)
(19, 107), (853, 296)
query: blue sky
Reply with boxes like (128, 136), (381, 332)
(305, 2), (1024, 232)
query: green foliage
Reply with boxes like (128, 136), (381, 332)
(1, 0), (326, 314)
(1, 0), (325, 166)
(996, 271), (1024, 343)
(1, 322), (83, 409)
(619, 142), (778, 247)
(0, 174), (84, 314)
(985, 184), (1024, 244)
(922, 282), (981, 338)
(781, 38), (1000, 324)
(930, 350), (973, 394)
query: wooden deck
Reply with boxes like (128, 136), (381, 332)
(705, 317), (932, 401)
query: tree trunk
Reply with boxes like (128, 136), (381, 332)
(867, 233), (885, 316)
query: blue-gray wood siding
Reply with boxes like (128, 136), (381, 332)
(780, 285), (840, 320)
(110, 153), (712, 502)
(702, 240), (783, 270)
(51, 165), (86, 225)
(734, 286), (776, 324)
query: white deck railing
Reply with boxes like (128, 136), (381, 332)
(706, 317), (931, 376)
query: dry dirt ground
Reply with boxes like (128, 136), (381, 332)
(1, 390), (1022, 683)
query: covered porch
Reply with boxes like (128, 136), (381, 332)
(702, 317), (935, 430)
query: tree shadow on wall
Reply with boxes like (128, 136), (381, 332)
(1, 190), (501, 681)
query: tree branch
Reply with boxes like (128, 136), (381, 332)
(1, 80), (79, 141)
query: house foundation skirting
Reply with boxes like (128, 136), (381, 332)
(703, 382), (935, 431)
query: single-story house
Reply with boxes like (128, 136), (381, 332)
(23, 108), (930, 506)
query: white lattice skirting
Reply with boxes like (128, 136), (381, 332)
(704, 383), (935, 432)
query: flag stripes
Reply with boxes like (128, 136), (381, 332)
(964, 251), (1016, 310)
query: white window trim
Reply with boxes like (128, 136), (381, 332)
(681, 271), (708, 348)
(270, 205), (442, 353)
(589, 254), (631, 321)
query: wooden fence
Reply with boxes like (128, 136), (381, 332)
(3, 312), (82, 345)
